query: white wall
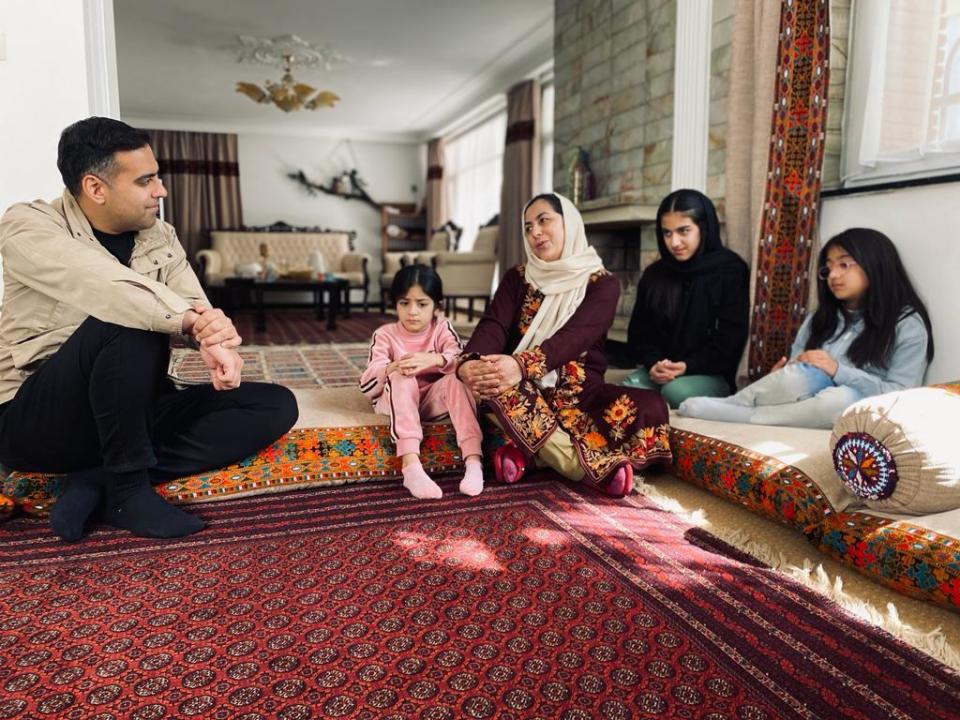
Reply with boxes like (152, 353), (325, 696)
(0, 0), (110, 302)
(820, 183), (959, 384)
(0, 0), (91, 213)
(238, 133), (425, 302)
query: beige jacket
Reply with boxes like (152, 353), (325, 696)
(0, 190), (208, 404)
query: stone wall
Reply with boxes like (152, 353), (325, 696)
(552, 0), (850, 219)
(706, 0), (851, 208)
(553, 0), (678, 205)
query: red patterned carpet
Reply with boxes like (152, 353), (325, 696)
(2, 478), (958, 719)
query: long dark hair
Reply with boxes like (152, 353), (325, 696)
(390, 264), (444, 307)
(806, 228), (934, 368)
(643, 189), (724, 328)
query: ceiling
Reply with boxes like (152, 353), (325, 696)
(114, 0), (554, 143)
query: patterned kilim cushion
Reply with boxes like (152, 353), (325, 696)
(817, 511), (960, 611)
(932, 381), (960, 395)
(1, 421), (506, 518)
(0, 494), (12, 519)
(668, 427), (834, 536)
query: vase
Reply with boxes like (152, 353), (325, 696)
(567, 147), (595, 207)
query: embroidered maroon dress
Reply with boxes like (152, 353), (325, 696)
(462, 266), (671, 489)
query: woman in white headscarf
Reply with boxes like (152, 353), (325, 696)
(457, 193), (671, 496)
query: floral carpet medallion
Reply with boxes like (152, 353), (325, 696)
(1, 479), (957, 719)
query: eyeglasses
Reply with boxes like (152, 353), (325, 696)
(817, 260), (859, 280)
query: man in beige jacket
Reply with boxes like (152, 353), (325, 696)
(0, 117), (298, 541)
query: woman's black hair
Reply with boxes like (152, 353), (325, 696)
(654, 189), (718, 265)
(643, 189), (724, 328)
(390, 264), (444, 307)
(807, 228), (934, 367)
(524, 193), (563, 216)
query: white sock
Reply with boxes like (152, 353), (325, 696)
(402, 461), (443, 499)
(459, 457), (484, 496)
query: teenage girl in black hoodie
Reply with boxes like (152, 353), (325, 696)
(623, 189), (750, 408)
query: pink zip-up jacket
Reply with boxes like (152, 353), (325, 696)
(359, 317), (464, 402)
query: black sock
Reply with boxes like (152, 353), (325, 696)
(49, 468), (104, 542)
(103, 469), (204, 538)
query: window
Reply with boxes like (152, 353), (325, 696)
(842, 0), (960, 186)
(444, 112), (507, 251)
(939, 8), (960, 142)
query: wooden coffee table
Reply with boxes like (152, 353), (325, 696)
(222, 276), (350, 331)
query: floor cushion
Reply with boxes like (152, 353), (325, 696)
(0, 388), (503, 518)
(667, 414), (851, 535)
(668, 404), (960, 612)
(817, 506), (960, 610)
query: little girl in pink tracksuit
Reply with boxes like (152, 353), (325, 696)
(359, 265), (484, 499)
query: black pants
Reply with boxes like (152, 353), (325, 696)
(0, 318), (298, 478)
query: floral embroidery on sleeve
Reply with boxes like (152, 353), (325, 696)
(514, 347), (547, 380)
(517, 272), (544, 337)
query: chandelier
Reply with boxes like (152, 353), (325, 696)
(234, 34), (344, 113)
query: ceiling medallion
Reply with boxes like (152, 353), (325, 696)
(234, 34), (345, 112)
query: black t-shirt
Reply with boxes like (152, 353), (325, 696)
(92, 228), (136, 266)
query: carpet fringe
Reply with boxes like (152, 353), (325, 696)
(633, 477), (960, 673)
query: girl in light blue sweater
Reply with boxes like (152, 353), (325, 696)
(678, 228), (934, 429)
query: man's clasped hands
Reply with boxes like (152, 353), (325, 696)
(181, 305), (243, 391)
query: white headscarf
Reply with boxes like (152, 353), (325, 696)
(514, 193), (605, 385)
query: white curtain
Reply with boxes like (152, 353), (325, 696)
(843, 0), (960, 185)
(444, 112), (507, 251)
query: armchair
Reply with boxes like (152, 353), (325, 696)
(414, 221), (461, 267)
(380, 222), (462, 313)
(432, 225), (498, 321)
(379, 250), (414, 313)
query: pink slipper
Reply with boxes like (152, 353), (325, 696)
(494, 444), (527, 485)
(600, 463), (634, 498)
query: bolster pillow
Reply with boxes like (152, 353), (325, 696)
(830, 386), (960, 515)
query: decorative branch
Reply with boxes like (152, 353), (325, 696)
(287, 169), (380, 210)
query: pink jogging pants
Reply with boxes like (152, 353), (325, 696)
(375, 373), (483, 459)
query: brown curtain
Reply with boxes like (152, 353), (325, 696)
(148, 130), (243, 263)
(425, 138), (447, 235)
(725, 0), (781, 385)
(498, 79), (540, 278)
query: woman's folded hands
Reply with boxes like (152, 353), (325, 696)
(459, 355), (523, 399)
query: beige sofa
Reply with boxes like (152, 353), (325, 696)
(197, 227), (371, 311)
